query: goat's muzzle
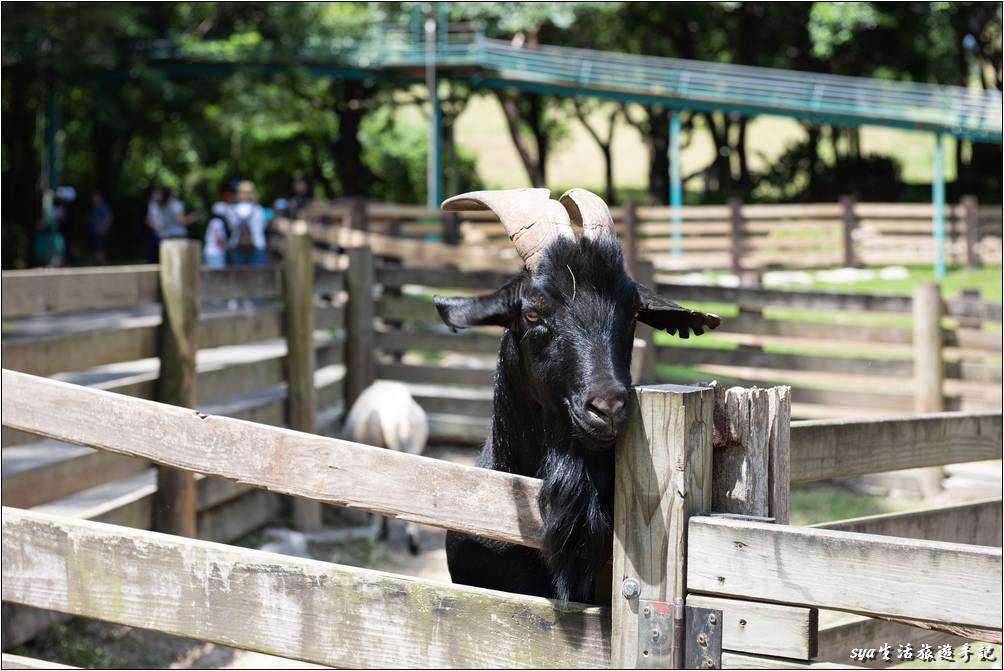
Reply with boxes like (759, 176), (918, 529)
(570, 385), (630, 451)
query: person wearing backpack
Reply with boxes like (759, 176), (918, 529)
(228, 180), (267, 267)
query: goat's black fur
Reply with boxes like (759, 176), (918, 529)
(435, 235), (717, 604)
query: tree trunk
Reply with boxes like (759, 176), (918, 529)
(646, 107), (669, 205)
(496, 90), (546, 187)
(1, 66), (42, 268)
(330, 79), (375, 197)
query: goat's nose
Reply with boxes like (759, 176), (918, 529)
(585, 392), (627, 423)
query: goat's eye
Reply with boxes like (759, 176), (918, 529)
(523, 309), (541, 323)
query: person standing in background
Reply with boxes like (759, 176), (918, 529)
(161, 188), (194, 240)
(145, 186), (165, 263)
(88, 190), (113, 264)
(203, 202), (231, 269)
(288, 176), (314, 215)
(229, 180), (267, 267)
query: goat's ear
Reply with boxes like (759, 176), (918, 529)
(433, 278), (520, 330)
(636, 283), (721, 339)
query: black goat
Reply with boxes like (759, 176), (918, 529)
(434, 188), (719, 604)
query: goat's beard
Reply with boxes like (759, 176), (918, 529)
(537, 427), (614, 605)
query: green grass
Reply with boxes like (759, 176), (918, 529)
(445, 94), (962, 194)
(788, 483), (923, 526)
(764, 264), (1003, 300)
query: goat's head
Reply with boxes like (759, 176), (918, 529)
(433, 188), (720, 451)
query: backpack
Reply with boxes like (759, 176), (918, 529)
(234, 211), (255, 252)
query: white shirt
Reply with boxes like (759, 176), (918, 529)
(204, 218), (229, 257)
(229, 201), (267, 250)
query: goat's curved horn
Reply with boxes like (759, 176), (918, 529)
(442, 188), (573, 271)
(559, 188), (615, 241)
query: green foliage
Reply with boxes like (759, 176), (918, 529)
(1, 2), (1001, 267)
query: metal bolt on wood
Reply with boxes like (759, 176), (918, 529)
(622, 577), (641, 599)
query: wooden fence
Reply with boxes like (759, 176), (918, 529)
(287, 196), (1004, 273)
(2, 370), (1001, 668)
(341, 261), (1000, 443)
(0, 238), (350, 646)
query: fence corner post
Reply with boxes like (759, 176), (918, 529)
(345, 246), (376, 410)
(961, 195), (979, 269)
(911, 282), (945, 496)
(728, 197), (744, 276)
(711, 385), (791, 524)
(610, 383), (715, 668)
(839, 195), (857, 267)
(284, 233), (322, 531)
(155, 239), (201, 537)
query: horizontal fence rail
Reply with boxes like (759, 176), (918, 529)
(789, 412), (1003, 482)
(1, 370), (545, 548)
(688, 516), (1003, 636)
(2, 508), (608, 669)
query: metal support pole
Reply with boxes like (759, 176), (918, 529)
(425, 18), (442, 209)
(932, 132), (946, 280)
(669, 110), (683, 256)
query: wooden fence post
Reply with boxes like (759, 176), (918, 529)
(911, 283), (945, 496)
(961, 195), (979, 269)
(610, 384), (715, 668)
(728, 197), (744, 276)
(155, 239), (200, 537)
(284, 233), (322, 532)
(633, 260), (657, 384)
(839, 195), (857, 267)
(711, 385), (791, 524)
(345, 246), (376, 409)
(623, 200), (639, 276)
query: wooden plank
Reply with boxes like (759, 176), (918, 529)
(656, 283), (913, 314)
(199, 306), (284, 349)
(657, 345), (913, 379)
(816, 615), (970, 668)
(2, 508), (609, 669)
(376, 362), (494, 387)
(198, 356), (286, 405)
(1, 653), (79, 669)
(716, 314), (915, 347)
(2, 443), (149, 509)
(2, 370), (545, 548)
(789, 412), (1002, 482)
(742, 203), (844, 219)
(687, 595), (817, 660)
(814, 499), (1002, 547)
(200, 266), (280, 302)
(284, 234), (322, 532)
(688, 516), (1003, 631)
(610, 384), (715, 668)
(1, 324), (159, 377)
(197, 488), (282, 544)
(375, 330), (501, 355)
(376, 265), (514, 291)
(1, 265), (159, 318)
(376, 296), (442, 322)
(155, 240), (200, 537)
(722, 652), (859, 669)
